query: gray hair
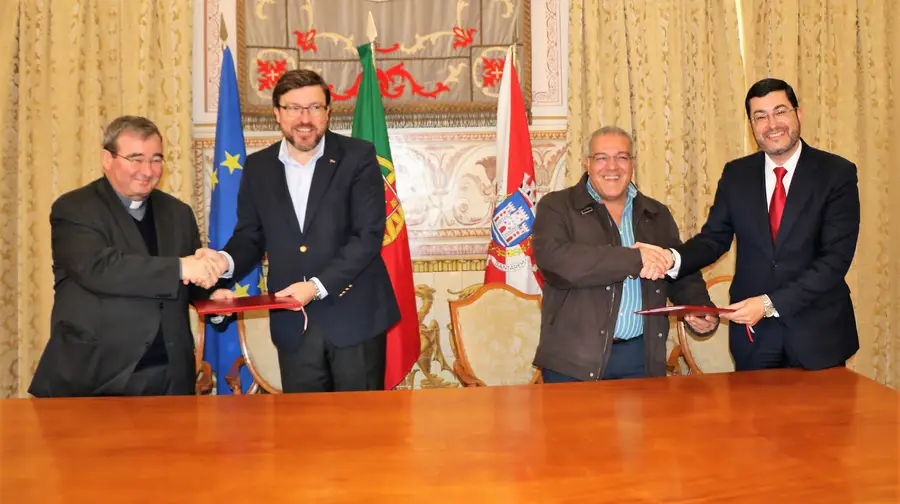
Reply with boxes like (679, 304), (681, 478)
(585, 126), (635, 157)
(102, 115), (162, 154)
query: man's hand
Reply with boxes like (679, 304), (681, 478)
(206, 288), (235, 323)
(195, 247), (229, 274)
(180, 255), (222, 289)
(721, 296), (765, 327)
(685, 314), (719, 335)
(631, 243), (674, 280)
(275, 281), (317, 309)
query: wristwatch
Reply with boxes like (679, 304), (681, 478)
(761, 294), (776, 318)
(312, 281), (322, 301)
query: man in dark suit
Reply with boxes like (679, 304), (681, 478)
(29, 116), (227, 397)
(640, 78), (860, 371)
(199, 69), (400, 393)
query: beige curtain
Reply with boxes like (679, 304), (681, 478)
(0, 0), (194, 398)
(741, 0), (900, 386)
(567, 0), (747, 280)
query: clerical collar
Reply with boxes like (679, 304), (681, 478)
(114, 190), (147, 210)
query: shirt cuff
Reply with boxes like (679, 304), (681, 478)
(219, 251), (235, 279)
(666, 249), (682, 278)
(310, 277), (328, 299)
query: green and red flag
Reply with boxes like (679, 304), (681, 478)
(352, 42), (420, 390)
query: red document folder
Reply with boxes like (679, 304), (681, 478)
(193, 294), (304, 315)
(635, 305), (734, 317)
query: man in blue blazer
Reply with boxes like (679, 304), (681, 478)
(641, 78), (860, 371)
(203, 69), (400, 393)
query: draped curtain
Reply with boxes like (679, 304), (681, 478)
(0, 0), (194, 397)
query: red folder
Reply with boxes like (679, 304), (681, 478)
(635, 305), (734, 317)
(193, 294), (304, 315)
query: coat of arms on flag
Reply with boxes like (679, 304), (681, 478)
(490, 174), (536, 249)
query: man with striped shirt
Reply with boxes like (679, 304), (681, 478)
(532, 126), (716, 382)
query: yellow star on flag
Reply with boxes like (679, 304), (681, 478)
(257, 275), (267, 293)
(233, 282), (250, 297)
(210, 169), (219, 192)
(220, 151), (243, 175)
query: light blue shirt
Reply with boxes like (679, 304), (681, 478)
(586, 181), (643, 340)
(279, 137), (326, 232)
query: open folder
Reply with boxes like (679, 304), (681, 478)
(635, 305), (734, 317)
(193, 294), (304, 315)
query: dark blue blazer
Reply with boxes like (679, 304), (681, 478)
(676, 140), (860, 369)
(224, 130), (400, 350)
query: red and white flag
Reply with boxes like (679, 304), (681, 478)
(484, 47), (543, 294)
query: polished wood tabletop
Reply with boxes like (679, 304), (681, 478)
(1, 367), (897, 503)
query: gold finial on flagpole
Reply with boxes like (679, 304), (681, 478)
(510, 10), (519, 69)
(367, 11), (378, 64)
(220, 14), (228, 50)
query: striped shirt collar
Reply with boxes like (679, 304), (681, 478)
(586, 179), (638, 208)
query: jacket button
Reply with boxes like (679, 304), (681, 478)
(589, 373), (595, 378)
(606, 286), (611, 291)
(655, 289), (661, 294)
(299, 245), (308, 253)
(600, 329), (605, 335)
(658, 333), (664, 338)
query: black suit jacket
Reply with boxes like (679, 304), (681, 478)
(223, 131), (400, 350)
(29, 177), (208, 397)
(675, 140), (860, 369)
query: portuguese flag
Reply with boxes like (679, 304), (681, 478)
(352, 42), (420, 390)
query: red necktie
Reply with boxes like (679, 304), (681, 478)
(769, 167), (787, 242)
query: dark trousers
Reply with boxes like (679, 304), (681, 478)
(731, 321), (804, 371)
(543, 335), (646, 383)
(276, 324), (386, 393)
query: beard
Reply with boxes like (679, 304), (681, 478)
(281, 122), (326, 152)
(756, 126), (801, 158)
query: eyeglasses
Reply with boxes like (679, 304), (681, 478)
(589, 153), (633, 165)
(109, 151), (165, 168)
(277, 103), (328, 116)
(751, 107), (797, 126)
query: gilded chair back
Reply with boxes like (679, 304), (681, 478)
(448, 283), (543, 386)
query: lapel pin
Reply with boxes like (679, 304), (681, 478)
(329, 159), (336, 164)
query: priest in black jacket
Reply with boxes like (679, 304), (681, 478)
(29, 116), (227, 397)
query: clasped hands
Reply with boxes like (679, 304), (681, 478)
(631, 242), (674, 281)
(179, 247), (229, 289)
(629, 243), (718, 335)
(182, 247), (313, 313)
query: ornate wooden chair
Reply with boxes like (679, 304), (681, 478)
(188, 306), (214, 394)
(448, 283), (543, 386)
(676, 276), (736, 374)
(224, 312), (282, 394)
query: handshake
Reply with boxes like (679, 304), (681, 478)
(179, 248), (230, 289)
(631, 242), (675, 281)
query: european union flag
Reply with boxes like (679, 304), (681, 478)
(205, 46), (262, 394)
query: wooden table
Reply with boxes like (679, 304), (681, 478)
(1, 368), (897, 503)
